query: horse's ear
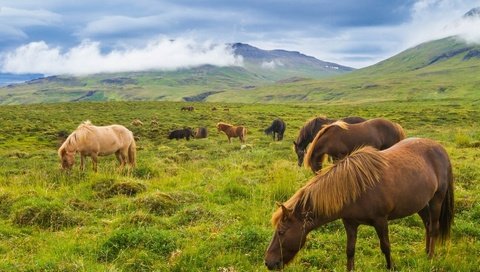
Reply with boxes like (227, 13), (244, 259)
(293, 141), (297, 146)
(280, 204), (292, 221)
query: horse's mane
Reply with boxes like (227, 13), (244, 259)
(304, 121), (349, 168)
(394, 122), (406, 140)
(295, 116), (329, 146)
(272, 146), (388, 225)
(217, 122), (233, 128)
(58, 120), (94, 155)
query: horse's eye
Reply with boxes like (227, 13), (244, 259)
(278, 231), (285, 236)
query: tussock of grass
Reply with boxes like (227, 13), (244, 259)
(11, 198), (81, 230)
(135, 192), (178, 216)
(92, 179), (147, 198)
(97, 228), (176, 262)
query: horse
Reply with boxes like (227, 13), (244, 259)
(293, 116), (366, 166)
(58, 120), (136, 172)
(304, 118), (405, 173)
(265, 138), (454, 271)
(216, 122), (247, 143)
(181, 106), (194, 111)
(265, 118), (286, 141)
(194, 127), (208, 139)
(168, 128), (195, 140)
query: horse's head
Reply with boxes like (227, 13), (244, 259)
(265, 204), (308, 270)
(293, 141), (305, 166)
(59, 149), (75, 170)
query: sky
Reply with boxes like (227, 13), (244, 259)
(1, 0), (480, 75)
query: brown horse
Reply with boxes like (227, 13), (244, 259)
(216, 122), (247, 143)
(304, 118), (405, 173)
(181, 106), (194, 111)
(293, 116), (366, 166)
(265, 138), (454, 271)
(195, 127), (208, 138)
(58, 120), (136, 172)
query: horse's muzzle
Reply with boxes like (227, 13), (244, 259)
(265, 260), (283, 271)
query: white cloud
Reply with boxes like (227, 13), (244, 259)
(0, 6), (61, 27)
(0, 38), (243, 75)
(261, 60), (284, 69)
(78, 15), (162, 37)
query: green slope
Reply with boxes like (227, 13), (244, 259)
(209, 36), (480, 103)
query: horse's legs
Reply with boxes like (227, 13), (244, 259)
(228, 136), (231, 143)
(427, 199), (443, 258)
(343, 219), (359, 271)
(80, 154), (86, 171)
(418, 205), (431, 255)
(373, 218), (392, 270)
(115, 151), (122, 164)
(91, 153), (98, 172)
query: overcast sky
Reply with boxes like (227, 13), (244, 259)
(1, 0), (480, 75)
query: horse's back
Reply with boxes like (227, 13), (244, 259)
(87, 124), (134, 153)
(381, 138), (450, 218)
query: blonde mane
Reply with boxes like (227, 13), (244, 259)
(304, 121), (349, 168)
(272, 146), (388, 226)
(58, 120), (95, 156)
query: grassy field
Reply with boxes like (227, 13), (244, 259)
(0, 100), (479, 271)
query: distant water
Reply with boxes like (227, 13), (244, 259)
(0, 73), (44, 86)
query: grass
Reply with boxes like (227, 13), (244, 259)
(0, 100), (479, 271)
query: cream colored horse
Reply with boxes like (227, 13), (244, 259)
(58, 120), (136, 171)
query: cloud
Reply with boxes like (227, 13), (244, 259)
(0, 6), (61, 27)
(261, 60), (284, 69)
(0, 38), (243, 75)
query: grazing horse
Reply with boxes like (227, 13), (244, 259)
(293, 116), (366, 166)
(216, 122), (247, 143)
(194, 127), (208, 139)
(168, 128), (195, 140)
(265, 138), (454, 271)
(304, 118), (405, 173)
(265, 118), (286, 141)
(58, 120), (136, 172)
(181, 106), (194, 111)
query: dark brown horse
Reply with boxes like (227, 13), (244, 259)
(216, 122), (247, 143)
(265, 138), (454, 271)
(265, 118), (286, 141)
(293, 116), (366, 166)
(181, 106), (194, 111)
(304, 118), (405, 173)
(194, 127), (208, 138)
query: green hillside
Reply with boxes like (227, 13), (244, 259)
(210, 37), (480, 103)
(1, 37), (479, 105)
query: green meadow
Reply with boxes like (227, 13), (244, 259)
(0, 100), (479, 271)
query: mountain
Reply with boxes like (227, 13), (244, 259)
(463, 7), (480, 18)
(232, 43), (353, 79)
(204, 36), (480, 103)
(0, 43), (352, 104)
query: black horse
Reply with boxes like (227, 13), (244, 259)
(168, 128), (195, 140)
(265, 118), (286, 141)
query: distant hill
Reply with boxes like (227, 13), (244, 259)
(0, 43), (352, 104)
(207, 36), (480, 103)
(0, 73), (43, 87)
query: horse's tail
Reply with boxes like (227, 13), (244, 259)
(128, 138), (137, 168)
(439, 162), (454, 243)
